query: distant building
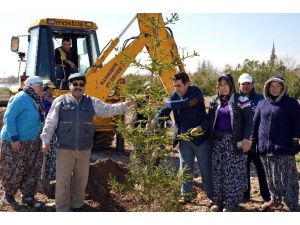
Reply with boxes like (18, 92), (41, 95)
(0, 76), (18, 84)
(269, 41), (277, 67)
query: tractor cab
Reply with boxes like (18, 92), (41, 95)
(11, 18), (100, 90)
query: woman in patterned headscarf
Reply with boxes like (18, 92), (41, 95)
(0, 76), (45, 208)
(208, 74), (252, 211)
(191, 73), (253, 211)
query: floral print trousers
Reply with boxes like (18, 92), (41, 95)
(0, 139), (42, 197)
(212, 134), (247, 209)
(261, 155), (299, 210)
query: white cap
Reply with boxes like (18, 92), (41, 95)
(238, 73), (253, 84)
(68, 73), (86, 82)
(24, 76), (43, 88)
(43, 79), (56, 88)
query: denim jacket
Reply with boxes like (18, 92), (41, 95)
(158, 85), (208, 146)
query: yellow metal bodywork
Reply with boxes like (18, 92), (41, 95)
(137, 13), (184, 94)
(84, 13), (184, 132)
(29, 18), (97, 30)
(86, 13), (184, 103)
(86, 38), (120, 74)
(85, 33), (147, 101)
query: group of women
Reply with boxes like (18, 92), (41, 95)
(191, 73), (300, 212)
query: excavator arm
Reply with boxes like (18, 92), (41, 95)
(85, 32), (148, 101)
(137, 13), (185, 93)
(85, 13), (184, 100)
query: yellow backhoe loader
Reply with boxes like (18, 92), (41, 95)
(8, 13), (184, 151)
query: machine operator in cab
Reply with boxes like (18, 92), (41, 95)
(55, 37), (78, 89)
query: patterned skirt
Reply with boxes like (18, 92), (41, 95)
(211, 134), (247, 209)
(0, 138), (43, 197)
(45, 135), (58, 180)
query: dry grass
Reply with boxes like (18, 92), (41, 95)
(0, 87), (9, 101)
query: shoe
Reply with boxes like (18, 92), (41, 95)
(178, 195), (192, 204)
(243, 193), (250, 202)
(223, 207), (235, 212)
(71, 207), (82, 212)
(210, 204), (221, 212)
(1, 194), (18, 208)
(222, 207), (231, 212)
(243, 197), (250, 203)
(21, 196), (43, 208)
(281, 204), (291, 212)
(263, 198), (271, 202)
(263, 196), (271, 202)
(261, 200), (280, 211)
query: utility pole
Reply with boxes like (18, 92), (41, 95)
(179, 46), (186, 62)
(3, 70), (6, 84)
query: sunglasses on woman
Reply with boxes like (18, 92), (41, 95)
(72, 82), (85, 87)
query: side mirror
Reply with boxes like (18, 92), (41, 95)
(11, 36), (20, 53)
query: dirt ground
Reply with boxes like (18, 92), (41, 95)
(1, 146), (299, 212)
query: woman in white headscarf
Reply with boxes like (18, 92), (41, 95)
(252, 75), (300, 212)
(0, 76), (45, 208)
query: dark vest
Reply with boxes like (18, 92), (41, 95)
(56, 94), (95, 150)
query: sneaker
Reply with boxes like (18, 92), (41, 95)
(208, 199), (214, 207)
(223, 207), (235, 212)
(223, 207), (230, 212)
(21, 197), (43, 208)
(1, 194), (18, 208)
(178, 195), (192, 204)
(210, 204), (221, 212)
(262, 200), (280, 211)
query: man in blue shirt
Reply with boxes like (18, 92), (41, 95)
(157, 72), (213, 203)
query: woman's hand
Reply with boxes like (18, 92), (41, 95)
(11, 141), (21, 151)
(242, 139), (251, 153)
(42, 143), (51, 155)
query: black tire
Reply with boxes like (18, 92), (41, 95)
(116, 133), (124, 152)
(0, 101), (8, 107)
(92, 131), (115, 151)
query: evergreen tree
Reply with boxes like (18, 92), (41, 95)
(111, 14), (194, 211)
